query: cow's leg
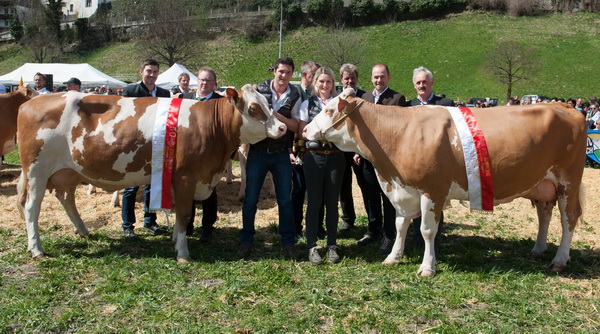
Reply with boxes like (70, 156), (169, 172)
(24, 178), (49, 257)
(266, 172), (276, 198)
(549, 187), (582, 272)
(238, 149), (247, 201)
(54, 188), (89, 237)
(87, 184), (96, 195)
(531, 200), (553, 257)
(382, 215), (410, 264)
(226, 159), (234, 184)
(110, 190), (120, 207)
(417, 196), (439, 277)
(172, 187), (195, 263)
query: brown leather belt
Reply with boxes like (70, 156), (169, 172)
(307, 149), (340, 155)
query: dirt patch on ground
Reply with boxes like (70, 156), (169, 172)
(1, 164), (598, 251)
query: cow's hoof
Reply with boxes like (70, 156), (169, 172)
(417, 268), (436, 277)
(548, 262), (567, 272)
(382, 258), (399, 265)
(177, 257), (192, 264)
(31, 252), (47, 259)
(530, 247), (547, 258)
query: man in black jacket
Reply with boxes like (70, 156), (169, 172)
(181, 67), (222, 242)
(337, 63), (368, 234)
(407, 66), (454, 249)
(357, 64), (406, 255)
(121, 59), (170, 238)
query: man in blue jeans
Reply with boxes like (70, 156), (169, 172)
(239, 56), (303, 260)
(121, 59), (170, 238)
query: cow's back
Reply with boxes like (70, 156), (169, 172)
(472, 103), (586, 200)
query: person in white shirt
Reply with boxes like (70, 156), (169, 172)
(33, 72), (51, 94)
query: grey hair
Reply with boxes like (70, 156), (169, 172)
(413, 66), (433, 83)
(301, 61), (320, 74)
(339, 63), (359, 78)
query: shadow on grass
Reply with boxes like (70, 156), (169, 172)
(43, 222), (600, 279)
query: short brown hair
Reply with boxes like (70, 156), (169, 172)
(178, 72), (190, 82)
(140, 58), (159, 71)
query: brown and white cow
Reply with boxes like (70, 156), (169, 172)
(17, 84), (286, 262)
(0, 86), (36, 159)
(304, 88), (586, 277)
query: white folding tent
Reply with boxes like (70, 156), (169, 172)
(156, 63), (198, 90)
(0, 63), (128, 88)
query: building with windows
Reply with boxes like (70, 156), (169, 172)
(61, 0), (110, 20)
(0, 1), (14, 30)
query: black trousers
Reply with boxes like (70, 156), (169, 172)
(186, 190), (218, 235)
(339, 152), (369, 226)
(303, 151), (345, 248)
(362, 159), (396, 238)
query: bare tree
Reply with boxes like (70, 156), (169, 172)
(485, 41), (538, 101)
(315, 27), (366, 70)
(111, 0), (207, 67)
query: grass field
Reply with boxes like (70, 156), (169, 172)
(1, 159), (599, 332)
(0, 11), (598, 104)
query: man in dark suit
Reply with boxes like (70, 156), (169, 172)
(407, 66), (454, 249)
(337, 63), (368, 234)
(181, 67), (222, 242)
(356, 64), (406, 254)
(121, 58), (171, 238)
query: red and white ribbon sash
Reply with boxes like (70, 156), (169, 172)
(150, 98), (182, 212)
(447, 106), (494, 212)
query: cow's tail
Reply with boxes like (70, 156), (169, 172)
(578, 181), (586, 225)
(16, 170), (27, 220)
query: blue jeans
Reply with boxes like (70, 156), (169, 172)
(241, 148), (295, 246)
(121, 185), (156, 230)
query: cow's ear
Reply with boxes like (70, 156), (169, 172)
(226, 88), (239, 104)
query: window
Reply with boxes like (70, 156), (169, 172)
(86, 0), (92, 7)
(70, 4), (73, 12)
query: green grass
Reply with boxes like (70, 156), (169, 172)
(1, 221), (598, 333)
(2, 11), (597, 104)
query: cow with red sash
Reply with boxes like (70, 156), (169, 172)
(17, 84), (287, 262)
(303, 88), (586, 277)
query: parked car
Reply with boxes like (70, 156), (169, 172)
(466, 97), (498, 107)
(522, 94), (550, 104)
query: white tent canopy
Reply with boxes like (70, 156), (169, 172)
(156, 63), (198, 90)
(0, 63), (127, 88)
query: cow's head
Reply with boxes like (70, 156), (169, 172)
(226, 84), (287, 144)
(303, 87), (360, 151)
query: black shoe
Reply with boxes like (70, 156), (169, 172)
(238, 243), (252, 259)
(143, 224), (166, 235)
(123, 228), (136, 238)
(378, 236), (393, 255)
(357, 232), (376, 245)
(282, 245), (299, 261)
(339, 222), (355, 233)
(199, 229), (213, 242)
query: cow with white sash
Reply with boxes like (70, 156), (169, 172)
(303, 88), (586, 277)
(17, 85), (287, 262)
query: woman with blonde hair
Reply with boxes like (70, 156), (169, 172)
(299, 66), (345, 264)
